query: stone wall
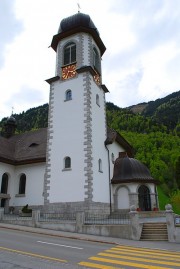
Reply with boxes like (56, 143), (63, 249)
(1, 205), (179, 242)
(43, 201), (110, 214)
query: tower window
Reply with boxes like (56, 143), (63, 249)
(96, 94), (100, 106)
(64, 156), (71, 169)
(98, 159), (103, 172)
(64, 42), (76, 65)
(65, 89), (72, 101)
(19, 174), (26, 195)
(93, 47), (100, 72)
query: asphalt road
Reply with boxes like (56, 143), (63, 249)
(0, 227), (112, 268)
(0, 227), (180, 269)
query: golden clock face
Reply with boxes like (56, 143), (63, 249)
(94, 73), (100, 85)
(62, 64), (76, 80)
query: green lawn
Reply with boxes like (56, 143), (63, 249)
(157, 186), (180, 214)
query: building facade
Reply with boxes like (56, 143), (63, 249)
(0, 12), (158, 214)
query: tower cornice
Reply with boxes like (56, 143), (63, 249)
(76, 65), (96, 76)
(45, 76), (60, 84)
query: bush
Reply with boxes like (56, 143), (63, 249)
(21, 204), (32, 214)
(169, 190), (180, 214)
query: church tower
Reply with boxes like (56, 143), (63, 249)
(44, 12), (110, 213)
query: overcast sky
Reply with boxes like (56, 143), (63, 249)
(0, 0), (180, 120)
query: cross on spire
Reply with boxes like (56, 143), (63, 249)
(77, 3), (81, 13)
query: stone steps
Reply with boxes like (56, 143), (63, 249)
(140, 222), (168, 241)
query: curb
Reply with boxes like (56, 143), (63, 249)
(0, 223), (118, 245)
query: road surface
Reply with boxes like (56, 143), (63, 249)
(0, 227), (180, 268)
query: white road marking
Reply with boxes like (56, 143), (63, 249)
(37, 240), (83, 250)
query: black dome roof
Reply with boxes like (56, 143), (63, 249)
(111, 152), (157, 184)
(51, 12), (106, 55)
(6, 115), (16, 125)
(58, 12), (99, 35)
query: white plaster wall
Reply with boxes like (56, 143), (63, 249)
(112, 183), (156, 196)
(55, 33), (100, 72)
(0, 162), (45, 207)
(84, 34), (101, 67)
(82, 34), (89, 65)
(91, 79), (109, 203)
(92, 39), (101, 56)
(13, 163), (45, 206)
(107, 141), (125, 179)
(117, 187), (130, 209)
(50, 32), (107, 204)
(112, 182), (157, 210)
(55, 35), (79, 76)
(58, 35), (79, 48)
(49, 76), (85, 203)
(134, 183), (156, 194)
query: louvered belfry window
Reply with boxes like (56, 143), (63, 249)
(64, 42), (76, 65)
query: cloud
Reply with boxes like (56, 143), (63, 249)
(104, 0), (180, 107)
(0, 86), (45, 119)
(0, 0), (23, 68)
(0, 0), (180, 120)
(106, 67), (144, 107)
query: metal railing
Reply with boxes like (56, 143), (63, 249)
(39, 212), (76, 222)
(85, 213), (130, 225)
(3, 213), (18, 219)
(138, 211), (166, 223)
(2, 213), (32, 221)
(138, 211), (166, 217)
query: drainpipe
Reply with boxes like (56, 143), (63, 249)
(155, 185), (159, 208)
(105, 143), (112, 214)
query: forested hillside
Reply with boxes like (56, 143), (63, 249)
(1, 91), (180, 212)
(0, 103), (49, 134)
(106, 91), (180, 213)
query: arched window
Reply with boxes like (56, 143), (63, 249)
(64, 42), (76, 65)
(19, 174), (26, 194)
(1, 173), (8, 194)
(98, 159), (102, 172)
(96, 94), (100, 106)
(64, 157), (71, 169)
(65, 89), (72, 101)
(138, 185), (151, 211)
(93, 47), (100, 72)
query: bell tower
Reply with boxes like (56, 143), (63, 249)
(44, 13), (110, 213)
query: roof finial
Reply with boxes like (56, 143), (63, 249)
(11, 106), (14, 115)
(77, 3), (81, 13)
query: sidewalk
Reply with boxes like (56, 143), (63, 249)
(0, 222), (179, 252)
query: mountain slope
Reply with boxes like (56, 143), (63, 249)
(128, 90), (180, 131)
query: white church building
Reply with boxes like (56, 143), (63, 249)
(0, 12), (159, 214)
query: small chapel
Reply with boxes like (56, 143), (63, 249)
(0, 12), (159, 214)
